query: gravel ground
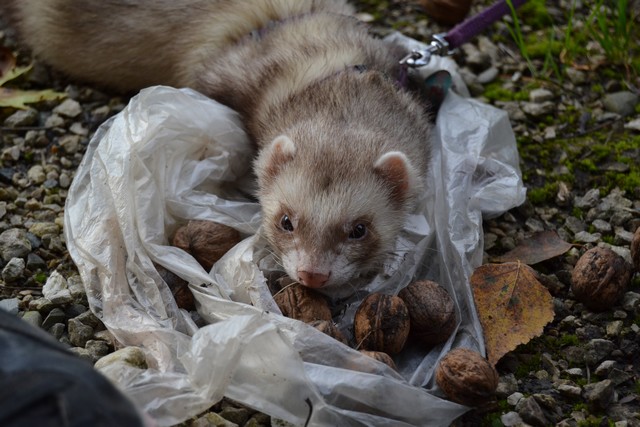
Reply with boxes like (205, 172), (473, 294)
(1, 1), (640, 426)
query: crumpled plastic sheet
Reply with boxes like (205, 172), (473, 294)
(64, 37), (526, 427)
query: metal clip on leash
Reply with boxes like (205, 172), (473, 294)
(400, 0), (527, 69)
(399, 33), (450, 68)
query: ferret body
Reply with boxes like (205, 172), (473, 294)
(3, 0), (432, 293)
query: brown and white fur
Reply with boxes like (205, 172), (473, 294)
(2, 0), (432, 293)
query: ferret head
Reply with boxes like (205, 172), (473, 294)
(254, 125), (425, 294)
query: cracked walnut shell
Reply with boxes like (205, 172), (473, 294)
(354, 293), (410, 355)
(399, 280), (456, 346)
(172, 220), (241, 271)
(435, 347), (498, 407)
(571, 246), (632, 312)
(273, 281), (332, 323)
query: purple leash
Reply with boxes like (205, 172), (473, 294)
(400, 0), (527, 68)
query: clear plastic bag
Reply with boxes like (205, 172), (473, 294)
(65, 41), (525, 426)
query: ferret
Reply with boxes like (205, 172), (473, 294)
(3, 0), (432, 294)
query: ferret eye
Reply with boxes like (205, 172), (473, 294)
(349, 223), (367, 240)
(280, 214), (294, 232)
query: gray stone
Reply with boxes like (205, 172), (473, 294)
(557, 384), (582, 399)
(498, 376), (519, 402)
(594, 360), (616, 376)
(21, 311), (43, 329)
(0, 228), (32, 262)
(622, 292), (640, 311)
(67, 275), (86, 301)
(606, 320), (624, 337)
(27, 165), (46, 184)
(522, 101), (556, 117)
(564, 216), (586, 234)
(565, 68), (587, 84)
(574, 189), (600, 209)
(0, 298), (20, 314)
(69, 122), (88, 136)
(477, 66), (499, 84)
(516, 396), (548, 427)
(591, 219), (612, 233)
(500, 411), (524, 427)
(59, 173), (71, 188)
(42, 271), (73, 304)
(529, 88), (554, 103)
(58, 134), (81, 154)
(507, 391), (524, 406)
(533, 393), (562, 423)
(585, 339), (616, 366)
(42, 307), (67, 330)
(614, 227), (634, 245)
(48, 323), (66, 340)
(28, 222), (60, 238)
(564, 349), (586, 367)
(85, 340), (111, 362)
(2, 257), (25, 283)
(624, 117), (640, 131)
(44, 114), (65, 129)
(68, 347), (94, 363)
(602, 91), (639, 116)
(26, 253), (47, 271)
(74, 310), (101, 329)
(4, 108), (39, 128)
(525, 217), (545, 232)
(583, 379), (614, 410)
(565, 367), (584, 377)
(28, 298), (54, 314)
(608, 368), (632, 386)
(53, 98), (83, 118)
(573, 231), (601, 243)
(191, 412), (239, 427)
(219, 406), (251, 426)
(67, 318), (94, 347)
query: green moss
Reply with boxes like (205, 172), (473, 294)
(602, 235), (615, 245)
(525, 34), (563, 58)
(514, 353), (542, 379)
(483, 83), (517, 102)
(559, 334), (579, 347)
(516, 0), (553, 29)
(527, 182), (558, 205)
(572, 402), (588, 412)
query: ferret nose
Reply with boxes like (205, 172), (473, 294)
(297, 270), (329, 288)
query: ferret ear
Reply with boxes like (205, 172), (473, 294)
(374, 151), (419, 205)
(255, 135), (296, 187)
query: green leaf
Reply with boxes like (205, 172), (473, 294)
(0, 87), (67, 109)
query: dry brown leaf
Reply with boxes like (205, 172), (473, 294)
(471, 262), (554, 366)
(492, 230), (573, 265)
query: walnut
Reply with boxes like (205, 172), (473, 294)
(399, 280), (456, 346)
(435, 347), (498, 407)
(273, 280), (332, 323)
(631, 227), (640, 273)
(157, 265), (194, 311)
(417, 0), (473, 26)
(359, 350), (397, 370)
(571, 246), (632, 312)
(309, 320), (348, 345)
(354, 293), (410, 355)
(172, 220), (241, 271)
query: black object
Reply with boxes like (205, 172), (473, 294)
(0, 309), (146, 427)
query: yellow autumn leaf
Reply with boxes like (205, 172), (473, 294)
(470, 262), (555, 366)
(0, 87), (67, 109)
